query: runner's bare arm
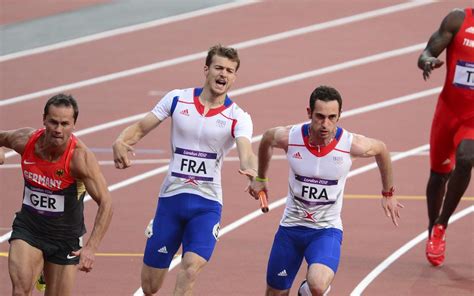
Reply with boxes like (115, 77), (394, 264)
(351, 134), (403, 226)
(418, 9), (465, 80)
(236, 137), (258, 177)
(112, 112), (162, 169)
(248, 126), (290, 197)
(0, 128), (35, 155)
(70, 144), (113, 272)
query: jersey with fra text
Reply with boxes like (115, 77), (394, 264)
(281, 124), (353, 230)
(151, 88), (253, 205)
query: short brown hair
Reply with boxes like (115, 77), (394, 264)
(43, 93), (79, 123)
(309, 85), (342, 114)
(205, 44), (240, 71)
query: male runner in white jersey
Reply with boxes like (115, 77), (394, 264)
(112, 44), (257, 295)
(248, 85), (403, 296)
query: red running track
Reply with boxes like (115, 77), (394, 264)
(1, 1), (473, 295)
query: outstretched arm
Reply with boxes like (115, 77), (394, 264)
(236, 136), (258, 178)
(351, 134), (403, 226)
(112, 112), (161, 169)
(0, 128), (35, 156)
(248, 126), (290, 198)
(418, 9), (465, 80)
(70, 145), (113, 272)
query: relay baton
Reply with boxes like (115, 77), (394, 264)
(258, 191), (269, 213)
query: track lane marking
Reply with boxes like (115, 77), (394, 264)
(2, 46), (442, 160)
(0, 1), (257, 62)
(350, 205), (474, 295)
(0, 1), (433, 106)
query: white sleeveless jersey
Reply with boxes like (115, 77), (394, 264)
(151, 88), (253, 205)
(280, 123), (353, 230)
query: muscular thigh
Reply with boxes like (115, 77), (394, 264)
(182, 195), (222, 261)
(43, 262), (77, 296)
(430, 99), (460, 173)
(143, 197), (185, 269)
(8, 239), (44, 287)
(304, 228), (343, 274)
(266, 226), (305, 291)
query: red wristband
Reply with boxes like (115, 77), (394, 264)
(382, 186), (394, 198)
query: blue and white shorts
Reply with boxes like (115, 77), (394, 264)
(143, 193), (222, 268)
(266, 225), (343, 290)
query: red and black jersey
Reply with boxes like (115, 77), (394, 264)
(16, 129), (87, 240)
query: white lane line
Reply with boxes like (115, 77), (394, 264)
(0, 1), (433, 106)
(231, 43), (426, 97)
(2, 44), (440, 163)
(0, 151), (432, 169)
(3, 84), (439, 161)
(0, 87), (434, 242)
(4, 45), (438, 160)
(0, 1), (257, 62)
(350, 205), (474, 296)
(133, 143), (431, 296)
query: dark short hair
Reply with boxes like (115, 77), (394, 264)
(205, 44), (240, 71)
(43, 94), (79, 123)
(309, 85), (342, 114)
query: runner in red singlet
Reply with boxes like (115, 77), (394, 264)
(0, 94), (113, 295)
(418, 7), (474, 267)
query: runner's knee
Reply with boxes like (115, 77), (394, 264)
(307, 278), (330, 296)
(429, 170), (451, 184)
(180, 259), (205, 282)
(11, 280), (33, 296)
(456, 140), (474, 166)
(141, 265), (165, 295)
(141, 279), (160, 295)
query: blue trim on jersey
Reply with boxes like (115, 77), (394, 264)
(334, 127), (342, 140)
(194, 87), (203, 97)
(223, 95), (233, 107)
(302, 124), (342, 140)
(170, 96), (179, 116)
(303, 123), (310, 137)
(194, 87), (233, 106)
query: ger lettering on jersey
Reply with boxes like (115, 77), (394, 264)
(281, 124), (353, 230)
(151, 88), (253, 204)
